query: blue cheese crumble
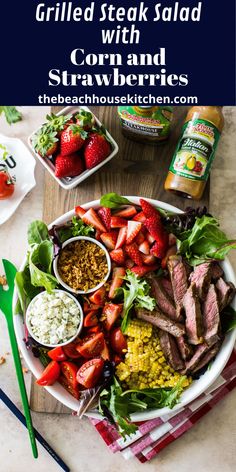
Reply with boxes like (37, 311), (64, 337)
(27, 291), (81, 345)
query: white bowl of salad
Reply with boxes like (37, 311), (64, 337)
(13, 195), (236, 437)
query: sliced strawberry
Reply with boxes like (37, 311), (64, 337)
(125, 243), (143, 266)
(97, 207), (111, 231)
(100, 231), (118, 250)
(140, 198), (161, 220)
(89, 286), (106, 306)
(139, 240), (150, 255)
(113, 205), (137, 219)
(115, 226), (127, 249)
(146, 232), (156, 244)
(110, 248), (125, 265)
(108, 267), (126, 299)
(144, 216), (165, 242)
(95, 229), (102, 241)
(75, 206), (86, 218)
(131, 264), (159, 277)
(161, 245), (177, 269)
(126, 221), (142, 245)
(102, 303), (123, 330)
(82, 208), (106, 233)
(125, 258), (135, 269)
(132, 211), (146, 223)
(150, 235), (168, 259)
(135, 231), (146, 245)
(110, 216), (127, 228)
(142, 254), (157, 265)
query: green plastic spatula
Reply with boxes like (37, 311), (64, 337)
(0, 259), (38, 459)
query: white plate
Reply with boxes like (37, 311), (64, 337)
(0, 134), (36, 225)
(13, 197), (236, 421)
(28, 106), (119, 190)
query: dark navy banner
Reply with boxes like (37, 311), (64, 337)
(1, 0), (235, 105)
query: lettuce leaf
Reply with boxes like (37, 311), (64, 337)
(120, 270), (156, 332)
(177, 216), (236, 265)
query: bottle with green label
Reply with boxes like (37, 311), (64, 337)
(164, 106), (224, 200)
(118, 106), (173, 144)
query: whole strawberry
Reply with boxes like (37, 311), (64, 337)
(55, 153), (84, 178)
(84, 132), (111, 169)
(32, 126), (58, 157)
(60, 125), (87, 156)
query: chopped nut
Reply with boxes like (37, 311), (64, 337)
(23, 367), (28, 374)
(0, 356), (6, 365)
(58, 240), (108, 291)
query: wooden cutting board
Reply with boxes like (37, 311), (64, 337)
(30, 106), (210, 413)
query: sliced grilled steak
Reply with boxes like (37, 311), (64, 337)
(147, 275), (177, 321)
(202, 284), (221, 346)
(183, 284), (203, 345)
(189, 262), (211, 299)
(216, 277), (235, 311)
(161, 278), (174, 300)
(167, 256), (188, 317)
(136, 307), (185, 337)
(181, 343), (210, 374)
(192, 342), (221, 374)
(176, 336), (193, 361)
(211, 262), (224, 281)
(158, 330), (184, 371)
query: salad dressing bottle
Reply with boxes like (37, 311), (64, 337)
(118, 106), (173, 144)
(164, 106), (224, 199)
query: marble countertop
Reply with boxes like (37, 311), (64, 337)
(0, 107), (236, 472)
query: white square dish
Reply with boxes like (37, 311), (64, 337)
(28, 106), (119, 190)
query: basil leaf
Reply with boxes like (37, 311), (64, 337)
(100, 193), (132, 209)
(28, 220), (50, 245)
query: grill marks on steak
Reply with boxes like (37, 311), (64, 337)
(211, 262), (224, 281)
(167, 256), (188, 317)
(158, 331), (184, 371)
(189, 263), (211, 299)
(202, 284), (221, 346)
(183, 284), (203, 345)
(181, 343), (210, 374)
(216, 277), (236, 311)
(161, 278), (174, 300)
(192, 342), (221, 374)
(176, 336), (192, 361)
(135, 307), (185, 337)
(147, 275), (177, 321)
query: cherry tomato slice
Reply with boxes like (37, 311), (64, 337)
(110, 328), (127, 355)
(60, 361), (79, 389)
(63, 342), (81, 359)
(84, 310), (99, 328)
(48, 346), (67, 362)
(76, 332), (104, 359)
(101, 341), (111, 361)
(36, 361), (60, 386)
(59, 376), (80, 400)
(89, 286), (106, 306)
(102, 303), (122, 331)
(76, 358), (104, 388)
(87, 325), (101, 335)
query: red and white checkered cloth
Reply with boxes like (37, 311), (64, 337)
(89, 349), (236, 462)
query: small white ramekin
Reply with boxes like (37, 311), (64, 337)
(53, 236), (111, 295)
(25, 289), (83, 348)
